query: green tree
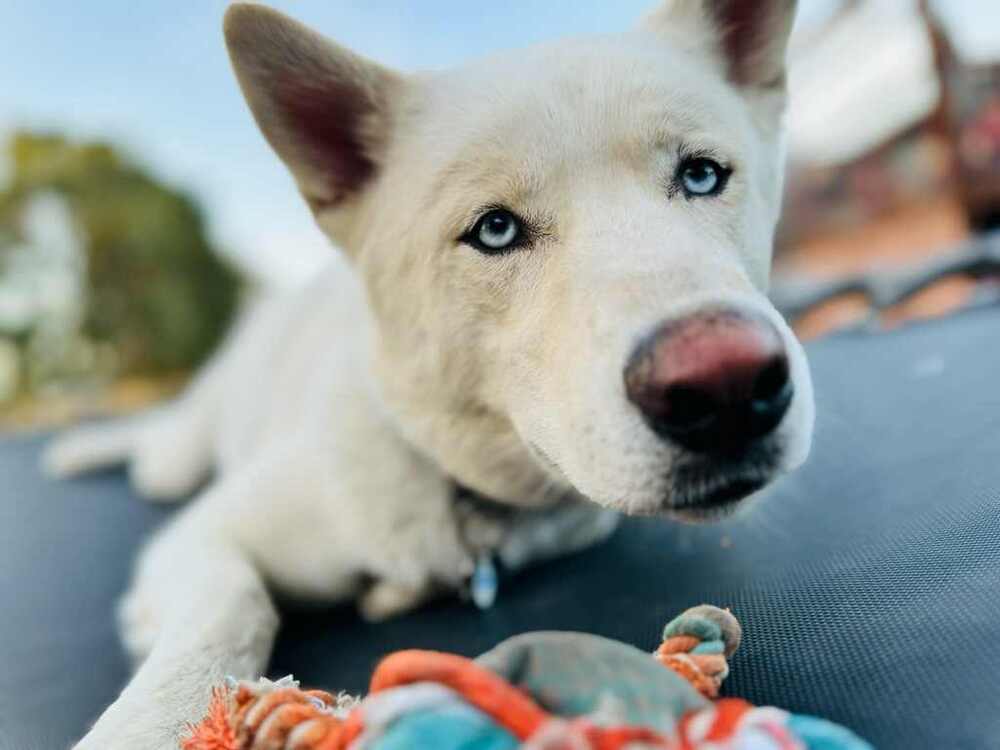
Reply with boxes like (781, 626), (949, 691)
(0, 132), (240, 389)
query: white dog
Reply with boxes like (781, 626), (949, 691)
(46, 1), (814, 747)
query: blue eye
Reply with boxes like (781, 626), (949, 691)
(677, 157), (729, 198)
(462, 208), (524, 254)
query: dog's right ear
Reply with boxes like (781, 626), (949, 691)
(224, 4), (402, 246)
(643, 0), (796, 90)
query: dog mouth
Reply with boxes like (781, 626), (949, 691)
(668, 476), (765, 522)
(664, 444), (780, 523)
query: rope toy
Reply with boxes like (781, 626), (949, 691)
(182, 677), (357, 750)
(182, 605), (870, 750)
(654, 604), (741, 699)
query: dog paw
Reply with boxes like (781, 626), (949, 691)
(128, 452), (198, 502)
(127, 418), (207, 502)
(72, 701), (180, 750)
(41, 435), (83, 480)
(74, 735), (174, 750)
(358, 581), (430, 623)
(117, 583), (164, 666)
(41, 424), (129, 479)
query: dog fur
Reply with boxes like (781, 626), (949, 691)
(45, 2), (813, 747)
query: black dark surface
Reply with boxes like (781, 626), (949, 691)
(4, 308), (1000, 749)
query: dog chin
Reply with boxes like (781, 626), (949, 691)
(665, 478), (764, 523)
(660, 443), (782, 523)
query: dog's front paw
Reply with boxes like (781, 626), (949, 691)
(359, 580), (432, 622)
(128, 450), (199, 502)
(117, 580), (165, 666)
(71, 694), (181, 750)
(74, 734), (175, 750)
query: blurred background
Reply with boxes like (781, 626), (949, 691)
(1, 0), (998, 431)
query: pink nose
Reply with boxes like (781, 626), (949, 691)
(623, 309), (793, 454)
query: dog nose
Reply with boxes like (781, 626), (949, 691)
(624, 309), (793, 454)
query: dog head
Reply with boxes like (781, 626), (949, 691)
(225, 0), (814, 519)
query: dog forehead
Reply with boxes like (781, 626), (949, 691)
(402, 32), (750, 173)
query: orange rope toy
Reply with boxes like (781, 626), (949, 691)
(181, 605), (869, 749)
(182, 606), (740, 750)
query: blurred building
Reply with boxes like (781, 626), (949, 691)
(775, 0), (1000, 338)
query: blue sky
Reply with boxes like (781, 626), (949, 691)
(1, 1), (994, 283)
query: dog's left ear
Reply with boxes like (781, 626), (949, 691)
(224, 4), (404, 248)
(643, 0), (797, 90)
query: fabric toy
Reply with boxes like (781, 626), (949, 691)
(182, 605), (871, 750)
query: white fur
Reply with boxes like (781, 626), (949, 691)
(50, 2), (813, 747)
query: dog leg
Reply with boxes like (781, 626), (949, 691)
(44, 340), (228, 500)
(71, 438), (398, 749)
(70, 451), (321, 750)
(44, 397), (216, 503)
(74, 529), (277, 750)
(73, 420), (478, 748)
(42, 415), (144, 479)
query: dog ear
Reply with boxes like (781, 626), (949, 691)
(224, 4), (403, 243)
(643, 0), (797, 89)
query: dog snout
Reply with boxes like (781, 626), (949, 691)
(623, 309), (793, 455)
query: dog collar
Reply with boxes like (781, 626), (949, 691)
(452, 483), (511, 609)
